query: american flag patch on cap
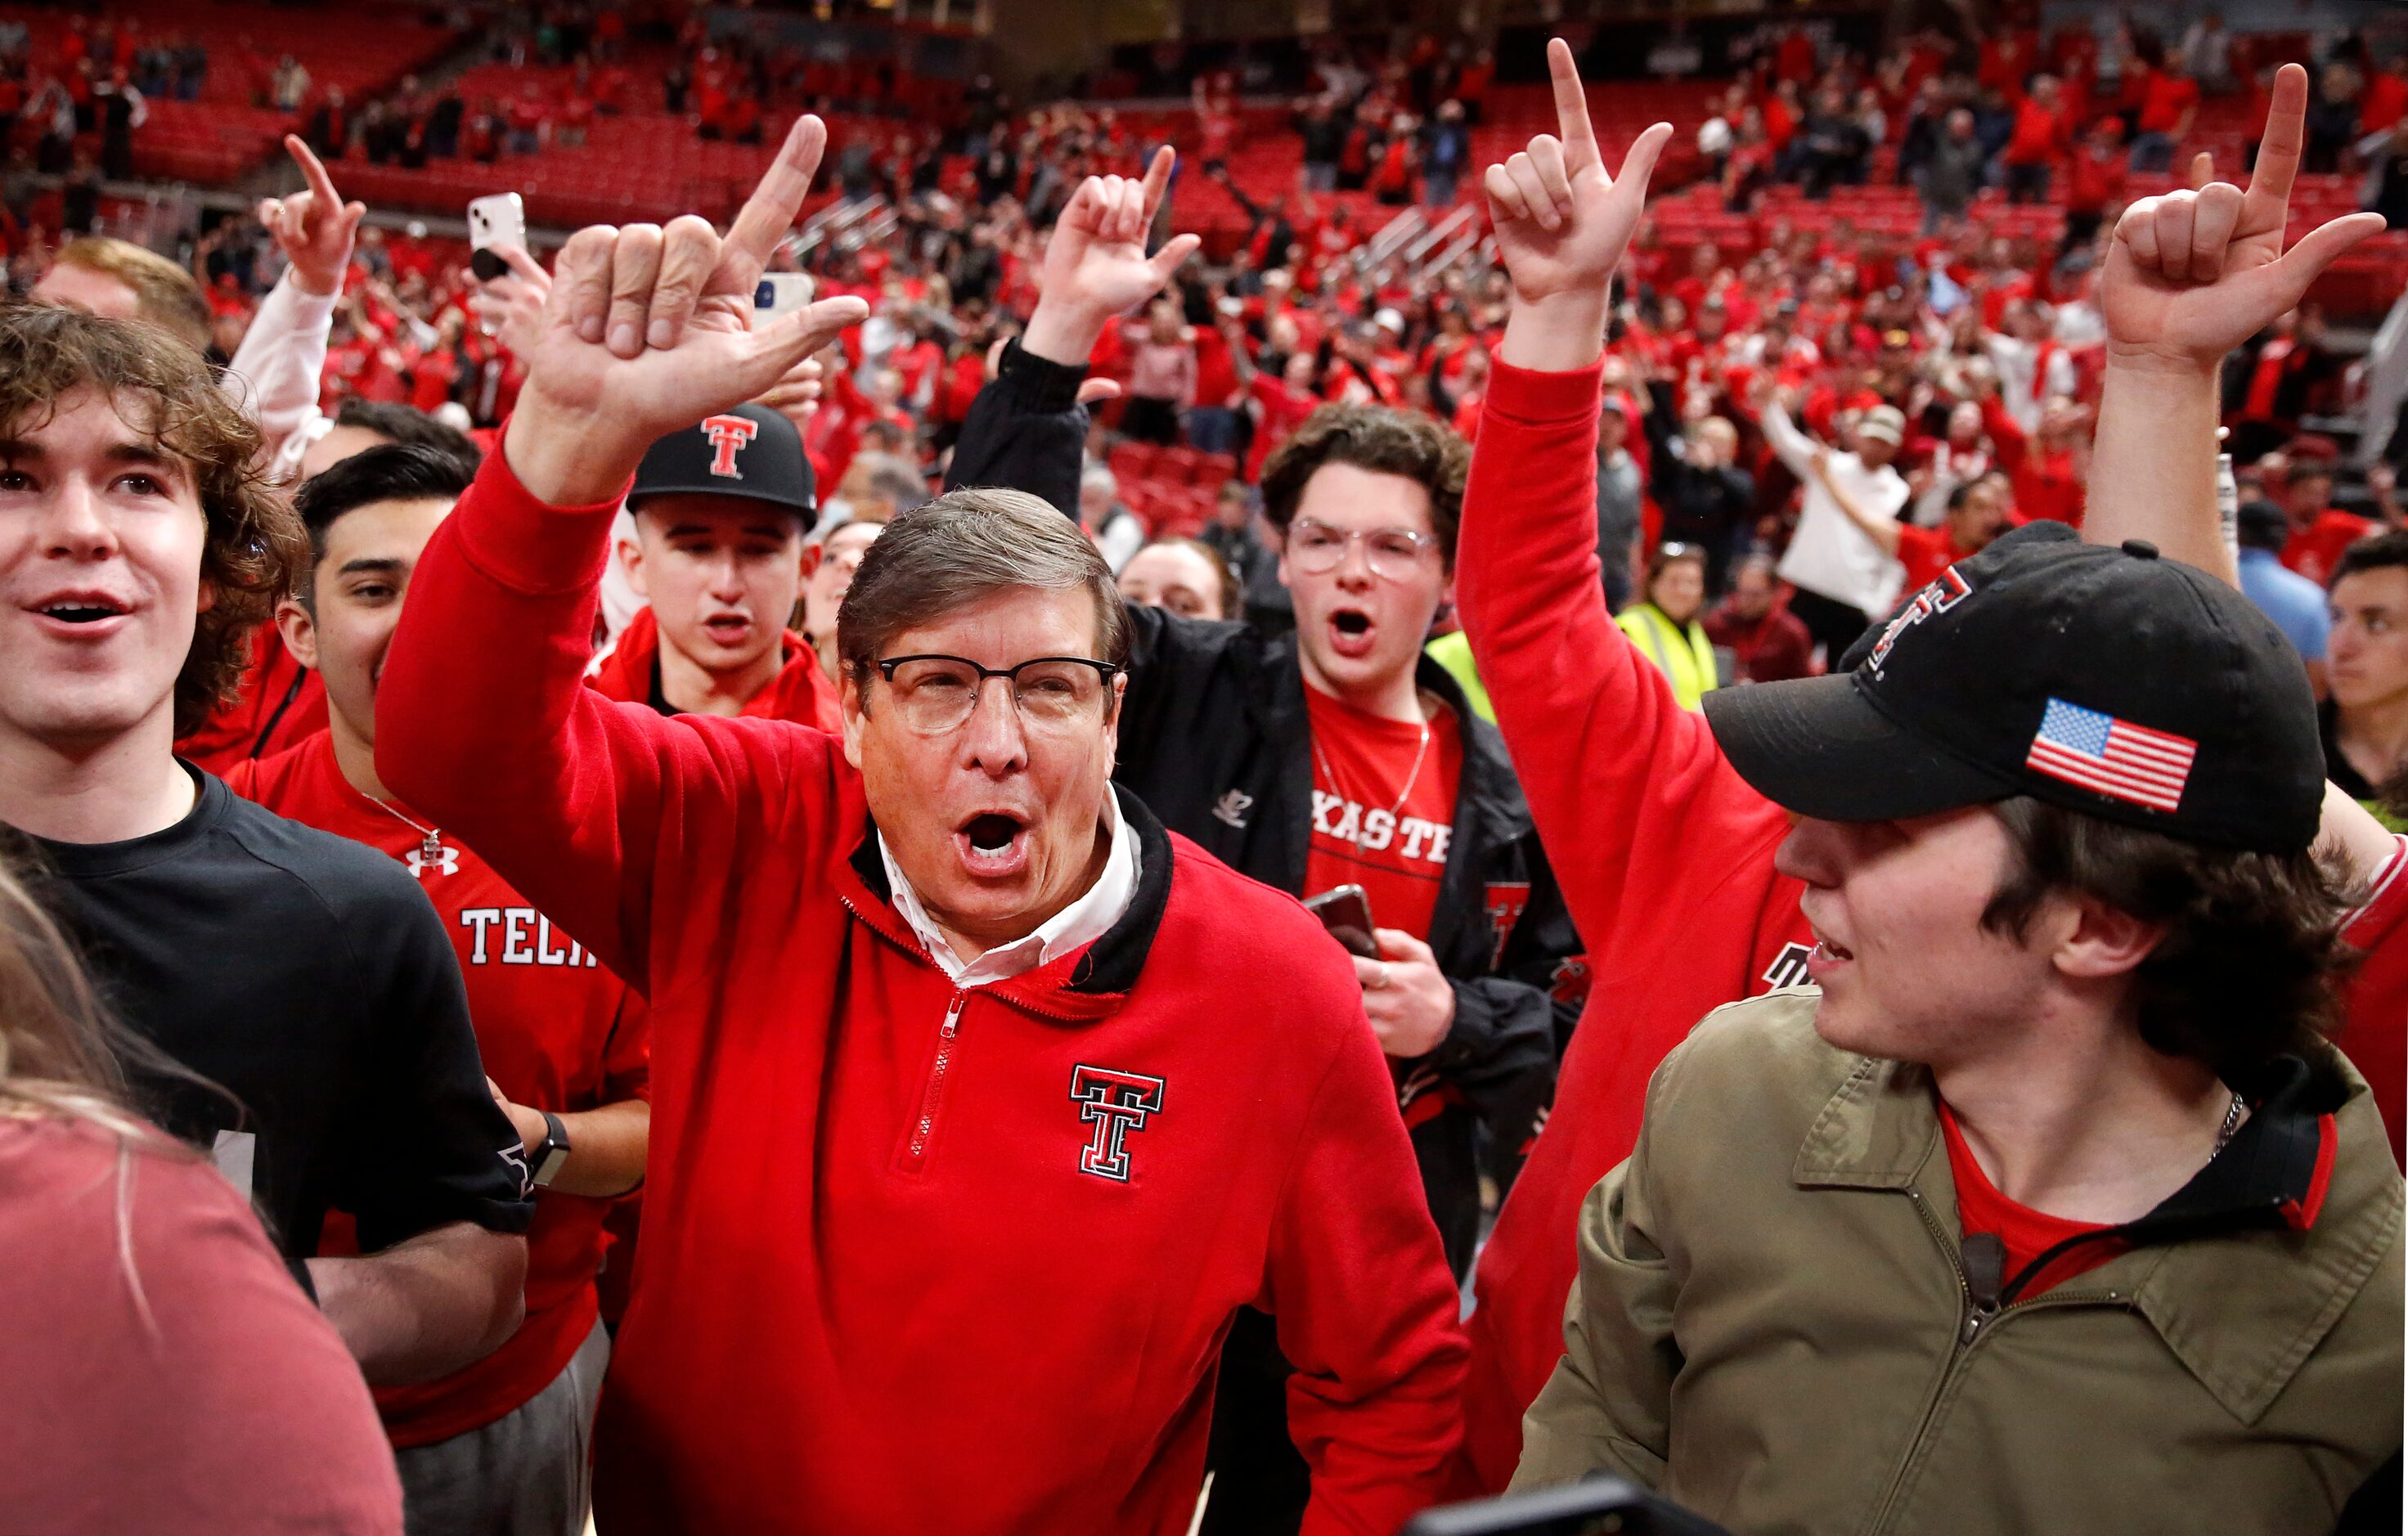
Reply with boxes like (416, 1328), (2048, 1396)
(2024, 698), (2196, 813)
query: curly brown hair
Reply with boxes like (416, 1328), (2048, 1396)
(1982, 796), (2357, 1086)
(0, 303), (306, 736)
(1258, 404), (1470, 566)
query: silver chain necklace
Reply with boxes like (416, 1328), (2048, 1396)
(364, 793), (454, 878)
(1310, 707), (1432, 860)
(2213, 1091), (2246, 1156)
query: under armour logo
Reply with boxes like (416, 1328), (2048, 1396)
(1761, 941), (1814, 993)
(1211, 788), (1253, 829)
(1071, 1064), (1165, 1183)
(406, 843), (462, 878)
(700, 413), (759, 478)
(497, 1140), (532, 1198)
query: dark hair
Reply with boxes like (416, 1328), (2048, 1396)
(0, 303), (306, 736)
(1981, 796), (2353, 1085)
(292, 442), (477, 569)
(330, 397), (482, 465)
(1259, 404), (1469, 565)
(838, 486), (1129, 700)
(2235, 497), (2290, 555)
(2329, 528), (2408, 588)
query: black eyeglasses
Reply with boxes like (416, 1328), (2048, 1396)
(874, 654), (1122, 736)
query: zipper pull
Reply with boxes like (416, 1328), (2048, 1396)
(1961, 1231), (2005, 1342)
(941, 993), (966, 1037)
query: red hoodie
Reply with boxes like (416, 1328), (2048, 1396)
(1452, 360), (1814, 1491)
(376, 451), (1469, 1535)
(586, 605), (842, 734)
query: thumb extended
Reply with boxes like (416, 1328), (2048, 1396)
(2258, 213), (2386, 312)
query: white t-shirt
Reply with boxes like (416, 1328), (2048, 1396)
(1763, 401), (1910, 616)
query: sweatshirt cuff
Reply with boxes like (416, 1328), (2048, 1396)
(1485, 358), (1606, 426)
(997, 337), (1089, 414)
(456, 429), (632, 597)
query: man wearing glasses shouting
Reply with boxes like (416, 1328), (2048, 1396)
(945, 267), (1579, 1536)
(373, 119), (1468, 1534)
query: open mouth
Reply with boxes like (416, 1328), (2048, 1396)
(1327, 606), (1377, 659)
(39, 602), (125, 623)
(703, 614), (752, 641)
(30, 595), (131, 633)
(955, 811), (1031, 878)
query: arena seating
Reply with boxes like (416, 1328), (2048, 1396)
(0, 0), (459, 184)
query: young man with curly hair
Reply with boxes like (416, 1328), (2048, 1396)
(0, 305), (531, 1388)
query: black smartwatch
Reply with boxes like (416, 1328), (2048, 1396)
(530, 1110), (572, 1189)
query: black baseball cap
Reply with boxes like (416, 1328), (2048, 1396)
(628, 402), (815, 519)
(1702, 523), (2325, 853)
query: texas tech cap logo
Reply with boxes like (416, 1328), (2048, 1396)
(1071, 1064), (1165, 1182)
(700, 413), (760, 478)
(1866, 564), (1972, 676)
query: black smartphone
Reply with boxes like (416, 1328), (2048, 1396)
(1302, 883), (1378, 959)
(1403, 1478), (1733, 1536)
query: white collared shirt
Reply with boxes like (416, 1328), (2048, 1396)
(878, 792), (1142, 987)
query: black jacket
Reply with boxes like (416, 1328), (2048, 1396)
(948, 339), (1584, 1275)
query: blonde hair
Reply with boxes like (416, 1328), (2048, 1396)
(52, 237), (214, 353)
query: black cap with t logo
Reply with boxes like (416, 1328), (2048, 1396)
(629, 402), (816, 519)
(1701, 523), (2325, 854)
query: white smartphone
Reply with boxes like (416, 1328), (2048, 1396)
(754, 272), (815, 326)
(467, 192), (528, 282)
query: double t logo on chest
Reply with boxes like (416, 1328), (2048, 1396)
(1070, 1065), (1166, 1183)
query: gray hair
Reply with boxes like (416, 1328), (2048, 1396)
(1080, 465), (1117, 498)
(862, 454), (932, 515)
(837, 486), (1130, 698)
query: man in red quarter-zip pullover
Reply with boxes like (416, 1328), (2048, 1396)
(375, 118), (1467, 1536)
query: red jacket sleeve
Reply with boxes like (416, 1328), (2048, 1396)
(376, 445), (844, 995)
(1454, 360), (1790, 963)
(1267, 982), (1470, 1535)
(1980, 394), (2030, 471)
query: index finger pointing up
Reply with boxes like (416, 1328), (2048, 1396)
(1548, 38), (1599, 169)
(1138, 144), (1176, 229)
(2244, 63), (2310, 219)
(284, 133), (340, 208)
(719, 115), (827, 285)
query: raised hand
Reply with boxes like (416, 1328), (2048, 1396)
(468, 241), (550, 355)
(505, 116), (869, 505)
(257, 135), (365, 298)
(1022, 146), (1202, 365)
(2103, 63), (2386, 373)
(1485, 40), (1671, 308)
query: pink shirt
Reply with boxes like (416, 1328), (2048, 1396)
(1126, 339), (1198, 406)
(2, 1114), (402, 1533)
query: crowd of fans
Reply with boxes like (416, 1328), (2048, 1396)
(1, 10), (2406, 1536)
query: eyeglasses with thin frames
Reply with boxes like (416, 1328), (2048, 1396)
(1284, 517), (1440, 582)
(873, 654), (1121, 736)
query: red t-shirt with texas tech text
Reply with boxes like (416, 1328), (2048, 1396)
(1303, 684), (1463, 942)
(227, 730), (649, 1448)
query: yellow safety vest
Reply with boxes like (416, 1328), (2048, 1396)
(1615, 603), (1719, 712)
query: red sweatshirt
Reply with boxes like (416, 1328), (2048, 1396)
(1452, 360), (1813, 1491)
(176, 621), (328, 775)
(586, 605), (842, 734)
(376, 451), (1468, 1535)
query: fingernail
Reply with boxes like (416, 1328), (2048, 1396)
(609, 323), (636, 354)
(649, 319), (674, 348)
(579, 317), (604, 343)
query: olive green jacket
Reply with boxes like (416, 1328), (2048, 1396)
(1514, 991), (2405, 1535)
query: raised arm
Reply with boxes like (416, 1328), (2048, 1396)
(2086, 65), (2384, 577)
(377, 119), (868, 985)
(227, 136), (357, 474)
(2078, 64), (2391, 869)
(946, 146), (1198, 510)
(1461, 41), (1786, 948)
